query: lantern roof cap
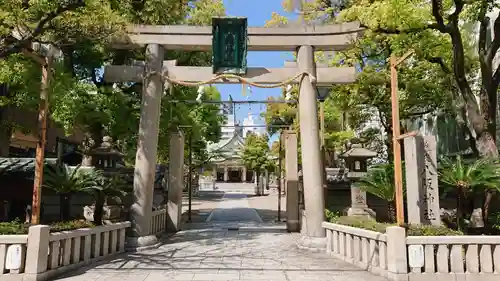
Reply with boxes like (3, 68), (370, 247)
(91, 136), (123, 156)
(340, 143), (377, 158)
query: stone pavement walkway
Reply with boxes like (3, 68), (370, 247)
(206, 193), (263, 223)
(54, 192), (387, 281)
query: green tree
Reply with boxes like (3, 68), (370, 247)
(158, 85), (226, 165)
(268, 0), (466, 162)
(41, 1), (225, 166)
(0, 1), (120, 58)
(0, 0), (125, 155)
(240, 133), (275, 184)
(334, 0), (500, 157)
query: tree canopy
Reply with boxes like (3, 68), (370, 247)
(239, 133), (275, 173)
(0, 1), (226, 165)
(265, 0), (485, 162)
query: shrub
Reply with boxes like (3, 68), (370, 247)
(328, 215), (464, 236)
(325, 209), (340, 222)
(329, 216), (391, 233)
(50, 220), (95, 232)
(0, 219), (29, 235)
(0, 220), (95, 235)
(406, 224), (463, 236)
(489, 212), (500, 231)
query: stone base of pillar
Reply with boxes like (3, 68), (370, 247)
(125, 235), (159, 252)
(347, 207), (376, 220)
(287, 220), (300, 232)
(296, 235), (326, 252)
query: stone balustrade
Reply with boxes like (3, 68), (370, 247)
(406, 236), (500, 280)
(150, 206), (167, 235)
(323, 222), (389, 277)
(323, 222), (500, 281)
(0, 222), (130, 281)
(0, 235), (29, 275)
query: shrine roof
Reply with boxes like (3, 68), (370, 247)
(340, 144), (377, 158)
(207, 130), (245, 155)
(0, 157), (57, 174)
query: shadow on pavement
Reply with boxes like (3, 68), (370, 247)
(54, 230), (368, 281)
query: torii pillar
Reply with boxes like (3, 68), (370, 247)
(127, 44), (164, 249)
(297, 45), (326, 249)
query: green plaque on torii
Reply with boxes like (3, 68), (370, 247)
(212, 17), (248, 75)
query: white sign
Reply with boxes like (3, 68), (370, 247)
(5, 244), (23, 270)
(408, 245), (424, 268)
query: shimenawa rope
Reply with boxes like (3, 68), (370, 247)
(143, 70), (316, 89)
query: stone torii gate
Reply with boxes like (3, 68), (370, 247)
(104, 21), (361, 249)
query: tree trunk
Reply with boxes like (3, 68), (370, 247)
(456, 187), (463, 231)
(483, 190), (494, 226)
(385, 128), (394, 162)
(476, 130), (499, 158)
(255, 170), (261, 196)
(0, 84), (12, 156)
(447, 24), (499, 158)
(0, 120), (11, 157)
(93, 192), (105, 225)
(60, 193), (71, 221)
(387, 201), (396, 223)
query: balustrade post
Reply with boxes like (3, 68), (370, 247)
(386, 226), (408, 281)
(25, 225), (50, 275)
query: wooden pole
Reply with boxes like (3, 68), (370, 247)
(390, 50), (414, 227)
(31, 56), (52, 225)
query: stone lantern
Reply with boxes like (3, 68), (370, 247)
(91, 136), (124, 168)
(340, 142), (377, 219)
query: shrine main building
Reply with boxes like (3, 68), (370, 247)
(206, 100), (264, 183)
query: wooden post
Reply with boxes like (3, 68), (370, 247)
(390, 50), (414, 227)
(31, 56), (52, 225)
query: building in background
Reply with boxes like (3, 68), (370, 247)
(205, 98), (259, 183)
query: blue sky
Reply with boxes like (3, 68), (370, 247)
(218, 0), (296, 137)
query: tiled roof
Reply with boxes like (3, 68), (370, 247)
(0, 157), (57, 174)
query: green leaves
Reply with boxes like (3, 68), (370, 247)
(438, 156), (500, 193)
(240, 133), (274, 171)
(93, 173), (131, 204)
(43, 164), (102, 194)
(1, 1), (228, 168)
(355, 163), (397, 202)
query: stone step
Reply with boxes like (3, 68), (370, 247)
(181, 221), (287, 233)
